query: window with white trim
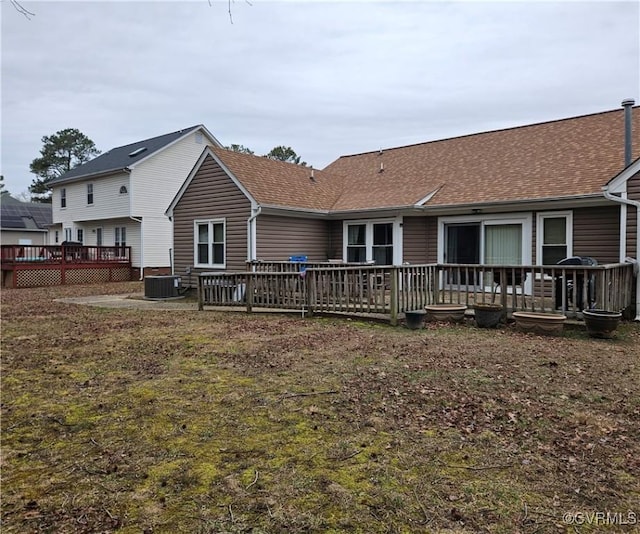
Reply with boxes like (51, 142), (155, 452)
(344, 219), (398, 265)
(115, 227), (126, 247)
(195, 220), (225, 267)
(87, 183), (94, 205)
(536, 211), (572, 265)
(76, 229), (84, 243)
(61, 188), (67, 208)
(64, 228), (72, 241)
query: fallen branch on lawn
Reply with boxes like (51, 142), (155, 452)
(245, 470), (259, 490)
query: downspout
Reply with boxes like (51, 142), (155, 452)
(124, 166), (144, 281)
(246, 206), (262, 268)
(602, 188), (640, 321)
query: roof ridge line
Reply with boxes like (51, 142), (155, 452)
(336, 106), (635, 160)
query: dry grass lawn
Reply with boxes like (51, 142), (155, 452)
(1, 282), (639, 533)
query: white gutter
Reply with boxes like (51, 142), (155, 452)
(246, 205), (261, 266)
(602, 187), (640, 321)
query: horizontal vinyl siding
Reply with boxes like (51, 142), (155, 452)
(328, 220), (342, 259)
(142, 217), (172, 268)
(52, 173), (130, 225)
(172, 154), (251, 274)
(402, 216), (429, 264)
(573, 206), (620, 264)
(627, 171), (640, 258)
(425, 217), (437, 263)
(131, 132), (212, 217)
(256, 215), (330, 261)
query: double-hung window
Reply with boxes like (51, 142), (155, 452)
(537, 211), (572, 265)
(344, 219), (398, 264)
(76, 229), (84, 243)
(87, 184), (94, 205)
(61, 188), (67, 208)
(195, 220), (225, 268)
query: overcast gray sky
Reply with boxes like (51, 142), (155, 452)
(2, 0), (639, 196)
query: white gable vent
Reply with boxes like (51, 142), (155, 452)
(129, 147), (147, 157)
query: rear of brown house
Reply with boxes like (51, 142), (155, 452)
(172, 154), (252, 276)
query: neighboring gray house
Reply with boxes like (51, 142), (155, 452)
(48, 125), (221, 278)
(0, 193), (52, 246)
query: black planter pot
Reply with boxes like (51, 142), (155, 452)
(473, 303), (504, 328)
(582, 309), (622, 339)
(404, 310), (426, 330)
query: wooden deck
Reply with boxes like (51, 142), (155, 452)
(198, 262), (635, 324)
(1, 245), (132, 288)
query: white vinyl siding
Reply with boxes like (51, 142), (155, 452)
(131, 131), (212, 218)
(51, 173), (130, 225)
(141, 217), (173, 269)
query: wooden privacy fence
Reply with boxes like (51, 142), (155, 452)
(198, 262), (634, 323)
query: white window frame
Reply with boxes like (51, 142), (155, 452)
(194, 219), (226, 269)
(64, 227), (72, 241)
(76, 228), (84, 243)
(438, 213), (533, 265)
(60, 188), (67, 209)
(115, 227), (127, 247)
(87, 183), (94, 205)
(96, 227), (103, 247)
(438, 213), (533, 293)
(342, 217), (403, 265)
(536, 211), (573, 266)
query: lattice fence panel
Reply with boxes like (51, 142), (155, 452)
(110, 267), (132, 281)
(16, 269), (62, 288)
(65, 268), (111, 285)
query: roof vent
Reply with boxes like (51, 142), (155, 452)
(128, 147), (147, 157)
(379, 162), (384, 173)
(310, 167), (316, 182)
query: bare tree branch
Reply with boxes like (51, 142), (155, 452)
(9, 0), (35, 19)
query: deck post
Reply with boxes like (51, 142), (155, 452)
(390, 268), (398, 326)
(246, 273), (254, 313)
(197, 275), (203, 311)
(306, 270), (315, 317)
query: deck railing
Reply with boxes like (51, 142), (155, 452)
(434, 263), (634, 317)
(1, 244), (131, 265)
(198, 262), (635, 323)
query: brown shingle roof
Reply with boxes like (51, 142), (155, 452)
(326, 107), (640, 210)
(211, 147), (344, 211)
(208, 107), (640, 213)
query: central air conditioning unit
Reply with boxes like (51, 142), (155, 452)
(144, 275), (182, 299)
